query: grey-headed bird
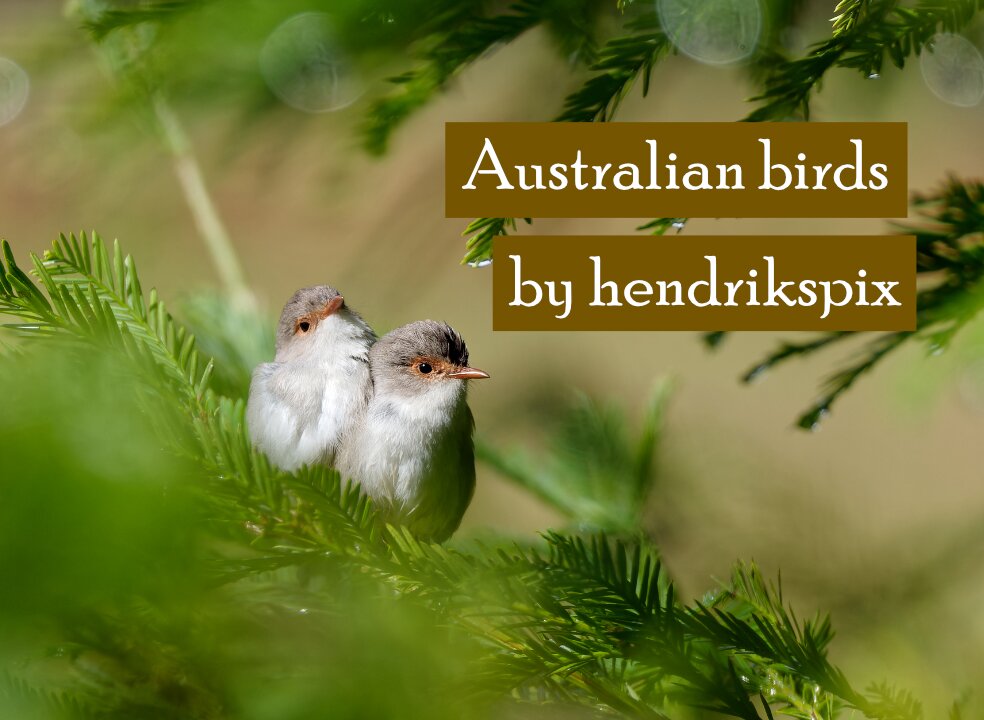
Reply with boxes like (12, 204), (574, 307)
(247, 286), (376, 471)
(336, 320), (488, 542)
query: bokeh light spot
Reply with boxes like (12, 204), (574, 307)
(919, 33), (984, 107)
(0, 58), (29, 127)
(656, 0), (762, 65)
(260, 12), (362, 113)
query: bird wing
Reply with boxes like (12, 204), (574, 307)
(435, 406), (478, 542)
(247, 362), (325, 468)
(457, 405), (478, 515)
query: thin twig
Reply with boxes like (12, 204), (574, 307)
(152, 95), (255, 312)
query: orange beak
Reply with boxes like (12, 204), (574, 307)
(322, 295), (344, 317)
(447, 366), (490, 380)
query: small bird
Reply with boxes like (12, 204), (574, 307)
(247, 286), (376, 471)
(336, 320), (489, 542)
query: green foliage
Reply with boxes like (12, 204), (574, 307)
(477, 382), (670, 532)
(362, 2), (544, 155)
(0, 232), (949, 718)
(747, 0), (984, 121)
(637, 217), (688, 234)
(554, 11), (669, 123)
(831, 0), (870, 37)
(177, 293), (272, 399)
(0, 672), (95, 720)
(0, 351), (200, 619)
(78, 0), (206, 41)
(0, 232), (213, 438)
(363, 0), (605, 154)
(725, 177), (984, 429)
(463, 216), (530, 267)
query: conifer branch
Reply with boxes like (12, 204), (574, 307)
(0, 232), (213, 411)
(747, 0), (984, 121)
(0, 232), (941, 717)
(733, 177), (984, 428)
(554, 11), (669, 123)
(0, 672), (98, 719)
(363, 2), (546, 156)
(831, 0), (871, 38)
(462, 216), (527, 266)
(477, 382), (670, 532)
(81, 0), (206, 40)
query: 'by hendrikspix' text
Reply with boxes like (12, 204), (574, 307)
(509, 255), (902, 321)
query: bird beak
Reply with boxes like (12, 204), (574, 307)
(321, 295), (344, 317)
(447, 366), (490, 380)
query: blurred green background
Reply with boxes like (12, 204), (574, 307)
(2, 0), (984, 714)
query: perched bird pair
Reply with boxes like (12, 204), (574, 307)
(246, 286), (488, 542)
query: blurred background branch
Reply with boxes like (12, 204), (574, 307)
(478, 379), (671, 533)
(152, 95), (255, 311)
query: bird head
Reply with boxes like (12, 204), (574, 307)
(370, 320), (489, 403)
(274, 285), (374, 362)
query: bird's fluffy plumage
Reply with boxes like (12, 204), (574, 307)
(247, 285), (376, 471)
(336, 320), (480, 541)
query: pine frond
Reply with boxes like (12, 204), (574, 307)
(637, 217), (688, 235)
(178, 292), (273, 399)
(79, 0), (208, 41)
(832, 0), (871, 37)
(362, 0), (609, 154)
(362, 2), (544, 155)
(864, 682), (925, 720)
(555, 11), (669, 123)
(194, 393), (382, 555)
(697, 564), (839, 679)
(730, 177), (984, 428)
(540, 533), (673, 621)
(461, 216), (527, 266)
(0, 672), (96, 719)
(841, 0), (984, 77)
(0, 232), (213, 412)
(747, 0), (984, 121)
(478, 383), (670, 532)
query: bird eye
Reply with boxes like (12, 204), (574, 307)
(417, 362), (432, 374)
(298, 321), (311, 333)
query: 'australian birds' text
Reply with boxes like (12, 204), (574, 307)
(462, 138), (889, 192)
